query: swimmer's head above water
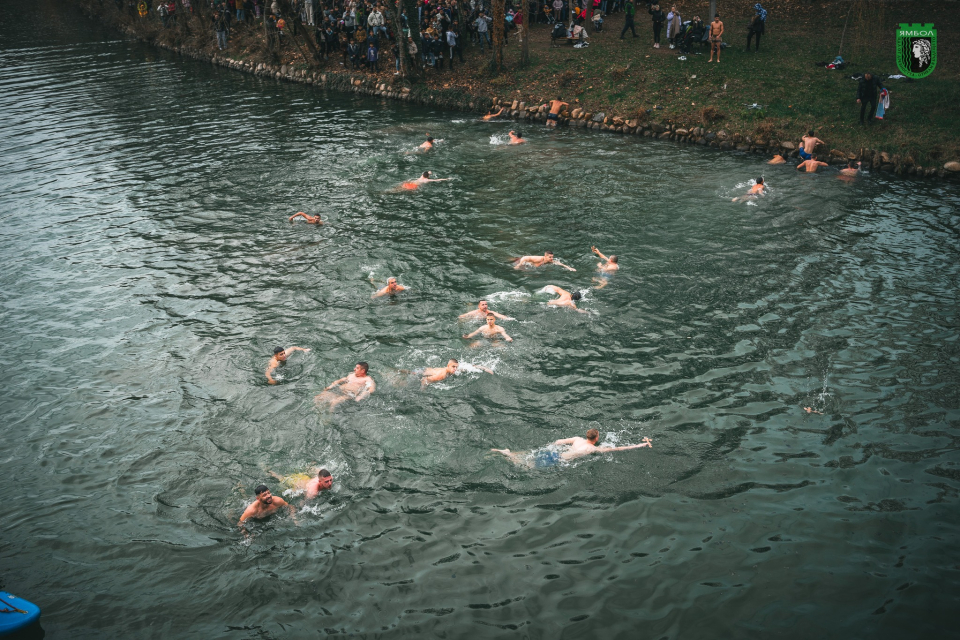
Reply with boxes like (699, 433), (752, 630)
(254, 484), (273, 503)
(756, 177), (764, 185)
(422, 171), (431, 179)
(355, 361), (369, 375)
(571, 291), (582, 301)
(317, 468), (333, 489)
(586, 428), (599, 443)
(274, 347), (287, 361)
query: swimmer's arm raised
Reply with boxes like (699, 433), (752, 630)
(591, 246), (609, 261)
(596, 438), (653, 453)
(287, 347), (311, 354)
(553, 259), (577, 272)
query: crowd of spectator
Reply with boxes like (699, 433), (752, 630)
(133, 0), (766, 74)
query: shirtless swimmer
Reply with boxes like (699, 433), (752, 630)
(463, 313), (513, 342)
(315, 362), (376, 409)
(459, 300), (514, 322)
(373, 277), (407, 298)
(289, 212), (323, 224)
(266, 346), (311, 385)
(512, 251), (576, 271)
(543, 285), (587, 313)
(492, 428), (653, 467)
(419, 358), (494, 387)
(239, 485), (295, 527)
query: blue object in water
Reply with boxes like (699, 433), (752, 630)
(0, 592), (41, 636)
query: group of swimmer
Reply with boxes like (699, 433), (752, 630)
(241, 129), (647, 528)
(732, 129), (865, 202)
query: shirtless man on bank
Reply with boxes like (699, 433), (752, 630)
(512, 251), (576, 271)
(289, 212), (323, 224)
(419, 358), (494, 387)
(463, 313), (513, 342)
(543, 285), (587, 313)
(707, 14), (724, 62)
(796, 156), (829, 173)
(546, 98), (569, 127)
(799, 130), (825, 161)
(268, 468), (334, 500)
(492, 429), (653, 467)
(239, 485), (295, 527)
(266, 346), (311, 385)
(591, 246), (619, 289)
(508, 130), (526, 144)
(373, 277), (407, 298)
(315, 362), (376, 408)
(459, 300), (514, 321)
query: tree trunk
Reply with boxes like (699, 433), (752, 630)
(520, 9), (529, 65)
(491, 0), (505, 72)
(397, 0), (421, 80)
(709, 0), (716, 21)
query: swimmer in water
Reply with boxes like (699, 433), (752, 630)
(419, 135), (435, 150)
(839, 160), (862, 177)
(512, 251), (576, 271)
(239, 485), (295, 527)
(266, 346), (311, 385)
(543, 285), (587, 313)
(768, 155), (787, 165)
(459, 300), (515, 322)
(731, 177), (766, 202)
(591, 246), (619, 289)
(492, 429), (653, 467)
(418, 358), (495, 387)
(315, 362), (376, 409)
(400, 171), (452, 191)
(508, 130), (526, 144)
(796, 156), (829, 173)
(268, 468), (333, 499)
(482, 106), (505, 121)
(373, 277), (407, 298)
(289, 212), (323, 224)
(463, 313), (513, 342)
(803, 407), (824, 415)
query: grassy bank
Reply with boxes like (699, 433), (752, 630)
(78, 0), (958, 166)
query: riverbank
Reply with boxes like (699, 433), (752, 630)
(75, 0), (959, 178)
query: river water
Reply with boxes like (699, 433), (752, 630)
(2, 5), (958, 639)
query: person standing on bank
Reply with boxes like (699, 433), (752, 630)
(747, 3), (766, 51)
(856, 72), (884, 125)
(649, 2), (665, 48)
(708, 13), (724, 62)
(620, 0), (637, 39)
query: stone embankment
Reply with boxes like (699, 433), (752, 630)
(112, 19), (960, 181)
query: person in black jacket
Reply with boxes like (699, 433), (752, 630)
(649, 2), (665, 48)
(747, 3), (765, 51)
(856, 72), (883, 124)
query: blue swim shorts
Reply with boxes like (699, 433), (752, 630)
(534, 450), (562, 468)
(798, 148), (812, 161)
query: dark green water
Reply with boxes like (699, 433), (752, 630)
(2, 5), (959, 638)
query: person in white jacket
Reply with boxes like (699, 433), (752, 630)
(368, 7), (387, 38)
(666, 5), (681, 48)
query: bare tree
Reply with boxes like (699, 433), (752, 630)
(520, 1), (529, 65)
(491, 0), (505, 72)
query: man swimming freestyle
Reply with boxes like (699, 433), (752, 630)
(289, 212), (323, 224)
(418, 358), (495, 387)
(512, 251), (576, 271)
(459, 300), (515, 321)
(400, 171), (452, 190)
(315, 362), (376, 408)
(266, 346), (311, 385)
(546, 98), (568, 127)
(731, 177), (766, 202)
(482, 106), (505, 121)
(268, 468), (333, 499)
(419, 135), (435, 150)
(543, 285), (587, 313)
(492, 429), (653, 467)
(508, 130), (526, 144)
(373, 277), (407, 298)
(239, 485), (295, 526)
(463, 313), (513, 342)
